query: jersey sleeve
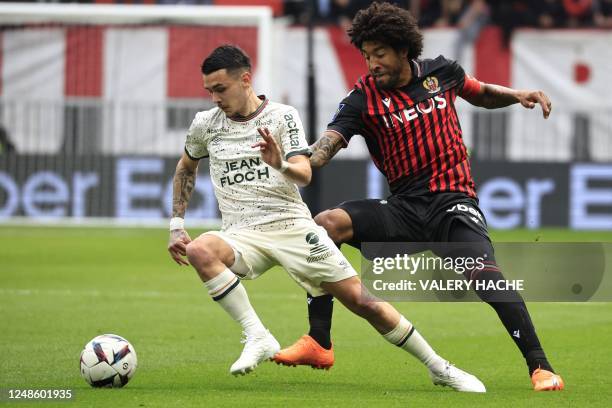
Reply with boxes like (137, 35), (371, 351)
(460, 73), (483, 97)
(280, 107), (310, 160)
(326, 88), (366, 147)
(184, 112), (209, 160)
(443, 57), (483, 97)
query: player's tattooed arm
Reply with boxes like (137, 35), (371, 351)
(463, 83), (552, 119)
(309, 131), (345, 168)
(168, 152), (197, 266)
(172, 153), (199, 218)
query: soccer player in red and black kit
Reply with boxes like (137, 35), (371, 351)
(273, 2), (564, 391)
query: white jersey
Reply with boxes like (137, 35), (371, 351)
(184, 97), (313, 231)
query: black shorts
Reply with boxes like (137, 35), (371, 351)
(335, 192), (490, 244)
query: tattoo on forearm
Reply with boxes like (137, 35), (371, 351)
(479, 84), (520, 109)
(172, 166), (196, 218)
(309, 134), (343, 168)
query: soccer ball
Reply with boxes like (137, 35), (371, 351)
(80, 334), (138, 388)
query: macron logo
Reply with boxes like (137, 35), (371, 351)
(382, 97), (391, 108)
(513, 330), (520, 339)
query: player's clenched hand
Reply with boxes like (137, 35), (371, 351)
(168, 229), (192, 266)
(518, 90), (552, 119)
(252, 127), (282, 170)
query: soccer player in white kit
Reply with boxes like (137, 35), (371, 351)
(167, 45), (485, 392)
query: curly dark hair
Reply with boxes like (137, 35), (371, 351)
(348, 2), (423, 60)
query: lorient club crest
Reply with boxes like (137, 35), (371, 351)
(423, 76), (440, 93)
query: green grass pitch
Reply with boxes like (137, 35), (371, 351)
(1, 226), (611, 407)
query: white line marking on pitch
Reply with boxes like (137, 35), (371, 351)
(0, 288), (303, 300)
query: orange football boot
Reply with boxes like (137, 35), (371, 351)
(273, 335), (334, 369)
(531, 368), (565, 391)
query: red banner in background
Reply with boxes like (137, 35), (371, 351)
(1, 26), (611, 162)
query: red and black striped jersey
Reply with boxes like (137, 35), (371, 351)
(327, 55), (482, 198)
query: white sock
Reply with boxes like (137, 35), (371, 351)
(204, 269), (266, 336)
(383, 315), (446, 374)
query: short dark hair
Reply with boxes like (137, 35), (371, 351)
(201, 45), (251, 75)
(348, 2), (423, 61)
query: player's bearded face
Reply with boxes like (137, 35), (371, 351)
(362, 42), (406, 90)
(203, 69), (249, 117)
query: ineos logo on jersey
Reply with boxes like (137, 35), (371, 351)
(284, 113), (301, 148)
(381, 95), (447, 128)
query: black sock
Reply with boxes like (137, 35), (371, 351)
(487, 300), (554, 376)
(449, 220), (555, 376)
(307, 293), (333, 349)
(475, 274), (555, 375)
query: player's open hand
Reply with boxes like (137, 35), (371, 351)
(168, 229), (192, 266)
(518, 90), (552, 119)
(252, 127), (282, 170)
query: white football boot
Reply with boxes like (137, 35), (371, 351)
(230, 330), (280, 376)
(430, 361), (486, 393)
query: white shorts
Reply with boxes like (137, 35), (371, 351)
(203, 220), (357, 296)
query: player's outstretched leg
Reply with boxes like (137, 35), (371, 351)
(447, 221), (564, 391)
(475, 280), (565, 391)
(186, 234), (279, 375)
(320, 276), (486, 393)
(476, 285), (565, 391)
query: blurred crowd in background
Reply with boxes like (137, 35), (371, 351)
(289, 0), (612, 32)
(288, 0), (612, 48)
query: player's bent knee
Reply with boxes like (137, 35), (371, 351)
(313, 211), (332, 229)
(314, 209), (352, 244)
(185, 240), (220, 269)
